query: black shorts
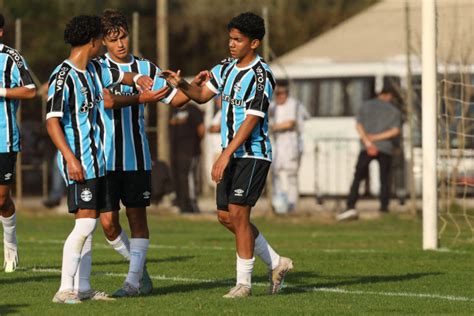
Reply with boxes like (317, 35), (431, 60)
(102, 170), (152, 212)
(216, 158), (270, 211)
(0, 153), (17, 185)
(67, 176), (107, 213)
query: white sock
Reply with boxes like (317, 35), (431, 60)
(236, 254), (255, 288)
(73, 234), (93, 293)
(2, 213), (17, 248)
(254, 233), (281, 270)
(125, 238), (149, 288)
(107, 229), (131, 260)
(59, 218), (97, 292)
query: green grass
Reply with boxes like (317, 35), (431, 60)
(0, 212), (473, 315)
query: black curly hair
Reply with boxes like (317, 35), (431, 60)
(0, 14), (4, 29)
(227, 12), (265, 40)
(64, 15), (102, 47)
(101, 9), (129, 37)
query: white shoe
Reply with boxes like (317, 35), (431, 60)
(223, 284), (251, 298)
(269, 257), (294, 294)
(4, 244), (19, 273)
(78, 289), (115, 301)
(52, 290), (82, 304)
(336, 209), (359, 221)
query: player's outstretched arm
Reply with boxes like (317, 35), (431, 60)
(168, 70), (212, 108)
(121, 72), (153, 91)
(211, 115), (260, 183)
(0, 86), (36, 99)
(161, 70), (215, 104)
(103, 87), (170, 109)
(45, 117), (85, 183)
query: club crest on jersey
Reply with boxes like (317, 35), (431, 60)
(233, 82), (241, 93)
(80, 188), (93, 202)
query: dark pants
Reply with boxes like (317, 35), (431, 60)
(171, 154), (200, 213)
(347, 151), (393, 211)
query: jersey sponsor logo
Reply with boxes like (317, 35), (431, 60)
(56, 66), (69, 92)
(222, 94), (243, 107)
(234, 188), (244, 197)
(4, 173), (12, 181)
(143, 191), (151, 199)
(80, 93), (104, 114)
(255, 66), (265, 92)
(111, 89), (136, 97)
(5, 48), (24, 69)
(80, 188), (93, 202)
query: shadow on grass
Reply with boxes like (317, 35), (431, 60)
(150, 278), (234, 296)
(281, 271), (443, 295)
(92, 255), (195, 267)
(0, 274), (57, 285)
(0, 304), (29, 315)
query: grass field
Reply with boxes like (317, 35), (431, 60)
(0, 212), (473, 315)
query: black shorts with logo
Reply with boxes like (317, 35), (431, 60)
(102, 170), (152, 212)
(67, 176), (107, 213)
(216, 158), (271, 211)
(0, 153), (17, 185)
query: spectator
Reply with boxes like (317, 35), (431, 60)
(269, 79), (308, 213)
(337, 85), (401, 221)
(169, 102), (205, 213)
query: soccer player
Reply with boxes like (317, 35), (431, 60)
(0, 14), (37, 273)
(162, 12), (293, 298)
(46, 15), (168, 304)
(97, 10), (194, 297)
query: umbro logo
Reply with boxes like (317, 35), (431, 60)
(4, 173), (12, 181)
(143, 191), (151, 199)
(234, 189), (244, 197)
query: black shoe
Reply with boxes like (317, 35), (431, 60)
(43, 199), (60, 208)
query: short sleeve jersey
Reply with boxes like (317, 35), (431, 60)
(0, 44), (35, 152)
(46, 59), (123, 184)
(206, 55), (275, 161)
(97, 54), (177, 171)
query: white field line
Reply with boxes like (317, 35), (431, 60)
(28, 268), (474, 303)
(20, 239), (470, 254)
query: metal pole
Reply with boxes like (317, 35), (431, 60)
(422, 0), (438, 250)
(157, 0), (170, 164)
(262, 6), (269, 62)
(14, 19), (22, 202)
(132, 12), (140, 56)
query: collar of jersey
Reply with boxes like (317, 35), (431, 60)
(65, 59), (87, 73)
(234, 55), (260, 71)
(105, 53), (135, 65)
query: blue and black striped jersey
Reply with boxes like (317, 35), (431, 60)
(0, 44), (35, 153)
(97, 54), (176, 171)
(46, 59), (123, 184)
(206, 55), (275, 161)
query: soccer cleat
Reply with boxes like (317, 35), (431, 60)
(52, 290), (82, 304)
(336, 209), (359, 222)
(269, 257), (294, 294)
(139, 267), (153, 295)
(4, 244), (19, 273)
(78, 289), (115, 301)
(223, 284), (252, 298)
(112, 282), (140, 297)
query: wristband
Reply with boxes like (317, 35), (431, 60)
(0, 88), (6, 97)
(133, 74), (143, 84)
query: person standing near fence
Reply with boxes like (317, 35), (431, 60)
(269, 79), (308, 213)
(0, 14), (37, 273)
(337, 85), (401, 221)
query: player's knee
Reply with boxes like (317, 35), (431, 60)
(217, 211), (230, 226)
(229, 211), (246, 227)
(101, 217), (121, 240)
(0, 194), (11, 211)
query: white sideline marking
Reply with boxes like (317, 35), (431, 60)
(28, 268), (474, 303)
(20, 240), (469, 254)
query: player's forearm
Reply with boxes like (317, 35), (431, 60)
(177, 79), (211, 103)
(46, 118), (76, 162)
(2, 86), (36, 99)
(356, 123), (371, 146)
(370, 127), (400, 142)
(105, 94), (140, 109)
(169, 90), (190, 108)
(273, 120), (296, 132)
(222, 115), (260, 157)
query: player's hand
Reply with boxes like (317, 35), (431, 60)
(212, 152), (230, 183)
(366, 144), (379, 157)
(67, 156), (85, 183)
(136, 75), (153, 92)
(102, 89), (115, 108)
(192, 70), (211, 87)
(138, 86), (170, 103)
(159, 70), (182, 87)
